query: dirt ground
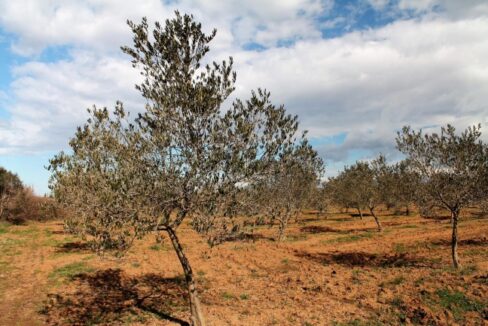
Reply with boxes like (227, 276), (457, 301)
(0, 209), (487, 326)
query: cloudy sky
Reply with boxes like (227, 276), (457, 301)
(0, 0), (488, 194)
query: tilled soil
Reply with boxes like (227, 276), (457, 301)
(0, 210), (487, 325)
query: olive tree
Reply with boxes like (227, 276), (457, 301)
(396, 124), (488, 268)
(309, 181), (329, 218)
(326, 169), (367, 219)
(324, 176), (352, 214)
(390, 160), (420, 216)
(252, 142), (323, 241)
(330, 161), (372, 221)
(49, 13), (319, 326)
(330, 156), (392, 231)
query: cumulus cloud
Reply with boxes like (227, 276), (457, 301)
(0, 0), (488, 174)
(0, 50), (142, 154)
(234, 17), (488, 143)
(0, 0), (172, 55)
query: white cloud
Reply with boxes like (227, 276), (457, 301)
(0, 0), (488, 171)
(232, 17), (488, 161)
(0, 0), (172, 55)
(0, 50), (142, 153)
(0, 0), (328, 55)
(398, 0), (488, 18)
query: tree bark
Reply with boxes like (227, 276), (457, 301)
(369, 208), (382, 232)
(166, 227), (206, 326)
(451, 210), (461, 269)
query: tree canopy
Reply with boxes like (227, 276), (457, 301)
(396, 123), (488, 268)
(49, 12), (323, 326)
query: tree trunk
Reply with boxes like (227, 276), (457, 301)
(356, 207), (363, 220)
(369, 208), (382, 232)
(451, 210), (461, 269)
(277, 217), (287, 241)
(166, 227), (206, 326)
(405, 205), (409, 216)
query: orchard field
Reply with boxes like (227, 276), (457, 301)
(1, 208), (487, 325)
(2, 9), (488, 326)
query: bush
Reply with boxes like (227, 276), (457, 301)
(3, 187), (64, 224)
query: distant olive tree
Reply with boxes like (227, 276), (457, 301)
(0, 167), (23, 219)
(396, 124), (488, 268)
(49, 12), (320, 326)
(390, 160), (420, 216)
(327, 165), (370, 219)
(330, 156), (392, 231)
(366, 155), (394, 232)
(309, 181), (329, 218)
(325, 175), (354, 215)
(252, 142), (323, 241)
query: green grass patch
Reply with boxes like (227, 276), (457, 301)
(393, 243), (407, 254)
(389, 296), (405, 308)
(0, 222), (10, 235)
(322, 232), (374, 244)
(431, 264), (478, 277)
(10, 226), (39, 236)
(197, 270), (205, 277)
(149, 243), (168, 251)
(435, 288), (485, 321)
(221, 291), (236, 300)
(239, 293), (250, 300)
(0, 261), (12, 273)
(464, 248), (487, 257)
(0, 237), (26, 256)
(48, 262), (95, 284)
(42, 236), (75, 248)
(351, 269), (363, 285)
(459, 264), (478, 276)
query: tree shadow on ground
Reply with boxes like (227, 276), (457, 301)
(327, 217), (354, 222)
(299, 217), (325, 223)
(300, 225), (377, 234)
(40, 268), (190, 325)
(55, 241), (92, 253)
(382, 221), (403, 227)
(214, 232), (275, 245)
(300, 226), (347, 234)
(431, 237), (488, 246)
(349, 213), (372, 218)
(49, 230), (67, 235)
(295, 251), (434, 268)
(421, 215), (451, 221)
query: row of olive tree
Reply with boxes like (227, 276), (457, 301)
(325, 156), (397, 232)
(48, 12), (323, 326)
(325, 124), (488, 269)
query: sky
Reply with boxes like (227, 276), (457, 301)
(0, 0), (488, 195)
